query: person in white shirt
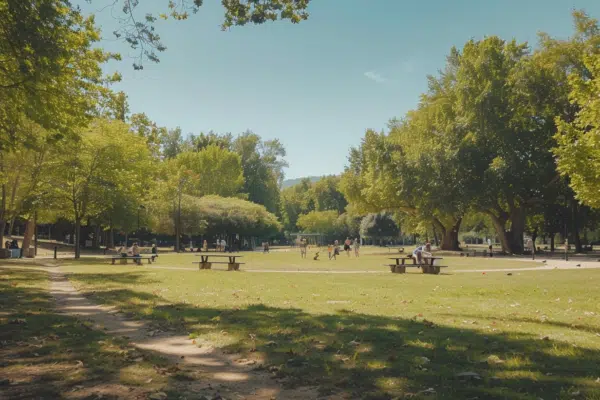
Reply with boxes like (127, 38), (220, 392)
(412, 242), (432, 265)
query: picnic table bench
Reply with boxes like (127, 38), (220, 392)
(193, 254), (244, 271)
(110, 255), (154, 265)
(385, 255), (447, 275)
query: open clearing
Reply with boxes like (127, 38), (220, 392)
(2, 250), (600, 399)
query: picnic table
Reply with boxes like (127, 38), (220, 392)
(385, 255), (447, 275)
(110, 255), (154, 265)
(194, 254), (244, 271)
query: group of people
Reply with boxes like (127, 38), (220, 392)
(117, 243), (159, 264)
(297, 237), (361, 260)
(328, 238), (360, 260)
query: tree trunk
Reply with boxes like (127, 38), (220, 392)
(92, 225), (100, 248)
(432, 217), (462, 251)
(550, 234), (555, 252)
(0, 182), (6, 246)
(508, 207), (525, 254)
(8, 217), (16, 236)
(489, 213), (511, 253)
(74, 217), (81, 259)
(572, 202), (582, 253)
(531, 229), (538, 255)
(176, 195), (181, 252)
(21, 219), (35, 253)
(108, 227), (115, 249)
(431, 224), (440, 247)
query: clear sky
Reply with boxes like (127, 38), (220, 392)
(78, 0), (600, 179)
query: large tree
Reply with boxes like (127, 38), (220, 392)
(54, 119), (154, 258)
(232, 131), (288, 213)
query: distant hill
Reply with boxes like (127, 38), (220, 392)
(281, 176), (322, 189)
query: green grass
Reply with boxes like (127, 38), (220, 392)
(127, 247), (544, 272)
(58, 251), (600, 399)
(0, 266), (202, 399)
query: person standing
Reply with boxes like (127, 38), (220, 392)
(300, 238), (308, 259)
(353, 238), (360, 257)
(151, 244), (158, 261)
(344, 237), (352, 257)
(328, 243), (333, 260)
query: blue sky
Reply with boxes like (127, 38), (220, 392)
(78, 0), (600, 179)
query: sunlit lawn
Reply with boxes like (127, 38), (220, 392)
(136, 246), (544, 272)
(57, 251), (600, 399)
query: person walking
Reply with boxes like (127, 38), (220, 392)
(331, 240), (340, 260)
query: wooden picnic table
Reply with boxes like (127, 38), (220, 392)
(194, 254), (244, 271)
(385, 255), (447, 274)
(110, 255), (154, 265)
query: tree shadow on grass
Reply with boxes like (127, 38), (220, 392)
(70, 272), (600, 400)
(0, 268), (201, 400)
(438, 311), (600, 337)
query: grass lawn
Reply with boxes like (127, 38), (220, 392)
(127, 247), (544, 272)
(0, 266), (206, 399)
(57, 251), (600, 399)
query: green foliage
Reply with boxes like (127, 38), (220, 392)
(149, 194), (281, 237)
(311, 175), (347, 214)
(232, 131), (287, 213)
(95, 0), (310, 69)
(175, 146), (244, 197)
(0, 0), (119, 150)
(296, 210), (339, 236)
(554, 52), (600, 208)
(359, 212), (400, 240)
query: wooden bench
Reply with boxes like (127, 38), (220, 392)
(193, 254), (244, 271)
(385, 256), (447, 275)
(110, 255), (154, 265)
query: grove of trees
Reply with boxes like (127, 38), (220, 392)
(3, 1), (600, 257)
(340, 11), (600, 253)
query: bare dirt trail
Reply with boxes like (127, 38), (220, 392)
(47, 267), (319, 400)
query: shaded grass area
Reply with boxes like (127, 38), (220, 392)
(62, 263), (600, 399)
(0, 267), (202, 399)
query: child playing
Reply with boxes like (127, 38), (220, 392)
(328, 244), (333, 259)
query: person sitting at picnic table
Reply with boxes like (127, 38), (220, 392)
(151, 244), (158, 261)
(131, 243), (141, 264)
(412, 242), (432, 265)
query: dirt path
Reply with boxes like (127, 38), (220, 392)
(48, 267), (319, 400)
